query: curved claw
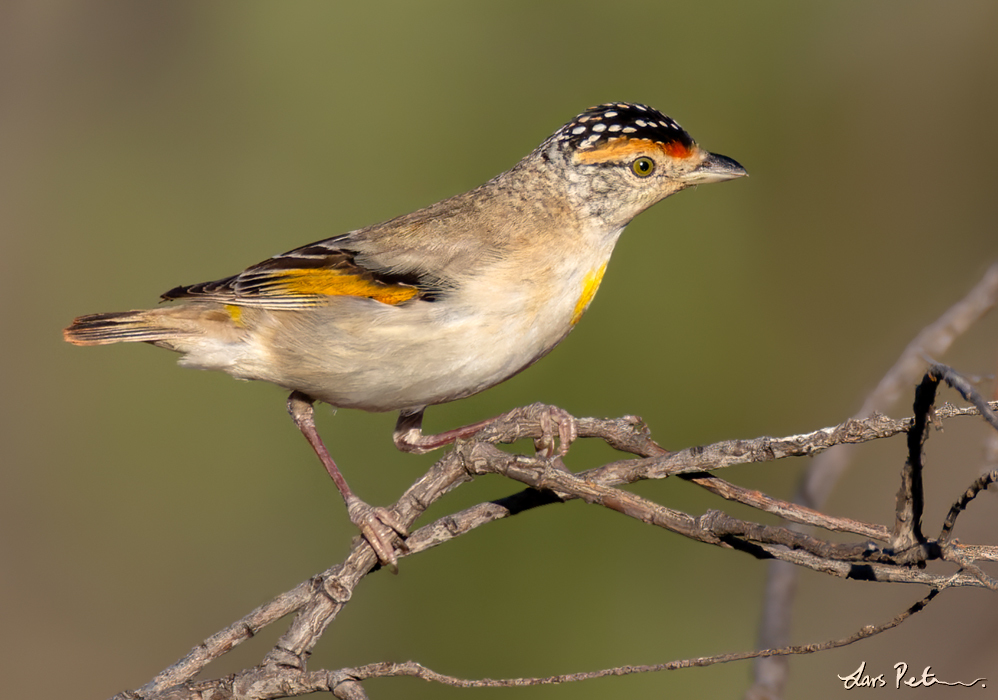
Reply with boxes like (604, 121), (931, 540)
(533, 405), (579, 460)
(346, 496), (408, 574)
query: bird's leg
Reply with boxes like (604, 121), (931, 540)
(392, 407), (496, 454)
(393, 404), (578, 459)
(287, 391), (407, 572)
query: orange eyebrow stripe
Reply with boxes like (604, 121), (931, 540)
(575, 137), (694, 163)
(276, 269), (419, 305)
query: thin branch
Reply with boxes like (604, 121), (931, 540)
(802, 261), (998, 508)
(892, 371), (935, 552)
(143, 590), (942, 699)
(929, 363), (998, 431)
(752, 262), (998, 700)
(119, 393), (998, 700)
(940, 469), (998, 544)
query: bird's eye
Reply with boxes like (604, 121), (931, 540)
(631, 157), (655, 178)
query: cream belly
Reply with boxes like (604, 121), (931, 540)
(198, 237), (619, 412)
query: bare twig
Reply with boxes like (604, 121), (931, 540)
(110, 385), (998, 700)
(127, 590), (943, 700)
(940, 470), (998, 544)
(752, 262), (998, 700)
(802, 262), (998, 509)
(892, 371), (934, 553)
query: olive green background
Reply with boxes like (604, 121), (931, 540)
(3, 2), (997, 698)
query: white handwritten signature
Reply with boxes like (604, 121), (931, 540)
(838, 661), (986, 689)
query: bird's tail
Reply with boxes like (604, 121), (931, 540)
(63, 310), (194, 346)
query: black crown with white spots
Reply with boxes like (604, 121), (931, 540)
(552, 102), (694, 152)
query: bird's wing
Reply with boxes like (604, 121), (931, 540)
(160, 234), (438, 309)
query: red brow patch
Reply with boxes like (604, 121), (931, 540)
(661, 139), (693, 158)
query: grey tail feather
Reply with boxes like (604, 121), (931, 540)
(63, 311), (184, 346)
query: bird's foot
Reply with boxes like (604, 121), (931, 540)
(345, 496), (408, 574)
(531, 404), (579, 461)
(394, 402), (580, 461)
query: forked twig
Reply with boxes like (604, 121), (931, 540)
(159, 590), (941, 700)
(115, 378), (998, 700)
(752, 262), (998, 700)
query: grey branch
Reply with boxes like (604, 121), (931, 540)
(140, 589), (942, 698)
(752, 261), (998, 700)
(113, 385), (998, 700)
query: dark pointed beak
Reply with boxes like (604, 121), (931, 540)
(687, 151), (748, 185)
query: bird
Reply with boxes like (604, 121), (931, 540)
(64, 102), (746, 570)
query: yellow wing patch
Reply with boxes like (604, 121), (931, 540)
(571, 263), (607, 325)
(275, 268), (419, 305)
(224, 304), (244, 324)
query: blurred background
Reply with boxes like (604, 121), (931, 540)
(3, 1), (997, 698)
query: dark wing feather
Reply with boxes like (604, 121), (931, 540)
(161, 235), (440, 309)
